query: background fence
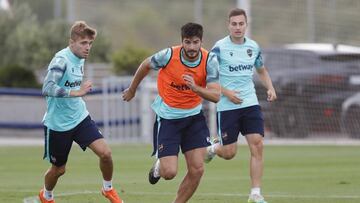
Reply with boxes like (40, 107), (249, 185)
(1, 0), (360, 141)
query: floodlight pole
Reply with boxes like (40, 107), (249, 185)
(194, 0), (203, 25)
(307, 0), (315, 42)
(237, 0), (251, 37)
(54, 0), (61, 19)
(67, 0), (75, 23)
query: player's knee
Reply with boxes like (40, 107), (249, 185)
(99, 149), (112, 162)
(222, 151), (236, 160)
(161, 168), (177, 180)
(250, 140), (263, 157)
(52, 166), (66, 177)
(189, 165), (204, 178)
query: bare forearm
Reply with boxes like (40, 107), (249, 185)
(193, 83), (220, 103)
(128, 58), (151, 91)
(258, 68), (275, 91)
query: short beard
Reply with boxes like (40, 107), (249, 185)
(184, 50), (199, 60)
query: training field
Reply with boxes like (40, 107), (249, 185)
(1, 144), (359, 203)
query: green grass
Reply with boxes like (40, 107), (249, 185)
(1, 145), (359, 203)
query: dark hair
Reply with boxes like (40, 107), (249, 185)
(181, 22), (203, 40)
(228, 8), (247, 22)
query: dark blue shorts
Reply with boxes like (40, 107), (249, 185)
(152, 112), (211, 158)
(217, 105), (264, 146)
(43, 115), (103, 167)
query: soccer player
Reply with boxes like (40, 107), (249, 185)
(122, 22), (220, 203)
(204, 8), (277, 203)
(39, 21), (123, 203)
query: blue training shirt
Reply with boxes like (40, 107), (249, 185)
(211, 36), (264, 112)
(42, 47), (89, 131)
(150, 47), (219, 119)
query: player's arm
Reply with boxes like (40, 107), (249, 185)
(254, 49), (276, 102)
(42, 57), (71, 97)
(210, 45), (242, 104)
(42, 57), (91, 97)
(122, 48), (172, 102)
(220, 86), (242, 104)
(183, 52), (220, 103)
(69, 80), (92, 97)
(122, 57), (152, 101)
(256, 66), (277, 102)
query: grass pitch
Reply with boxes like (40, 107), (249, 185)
(0, 144), (359, 203)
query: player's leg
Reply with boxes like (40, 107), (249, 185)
(245, 133), (266, 203)
(149, 116), (181, 184)
(174, 112), (209, 203)
(88, 139), (113, 183)
(245, 133), (264, 188)
(205, 110), (241, 162)
(149, 155), (179, 184)
(74, 116), (123, 203)
(40, 127), (73, 202)
(241, 105), (266, 203)
(39, 164), (66, 203)
(174, 148), (205, 203)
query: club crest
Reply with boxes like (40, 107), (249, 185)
(247, 49), (253, 57)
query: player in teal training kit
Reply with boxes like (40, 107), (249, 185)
(204, 8), (277, 203)
(39, 21), (123, 203)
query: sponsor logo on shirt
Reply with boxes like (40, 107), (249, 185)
(170, 82), (190, 91)
(64, 80), (81, 88)
(228, 64), (253, 72)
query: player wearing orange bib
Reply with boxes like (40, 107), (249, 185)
(122, 23), (220, 203)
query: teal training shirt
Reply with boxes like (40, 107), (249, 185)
(42, 47), (89, 131)
(211, 36), (264, 112)
(149, 47), (219, 119)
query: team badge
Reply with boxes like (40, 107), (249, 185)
(247, 49), (253, 57)
(229, 52), (233, 56)
(158, 144), (164, 152)
(221, 132), (228, 141)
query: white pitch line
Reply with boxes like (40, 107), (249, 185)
(23, 190), (360, 203)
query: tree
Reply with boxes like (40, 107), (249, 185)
(0, 2), (112, 87)
(112, 45), (152, 75)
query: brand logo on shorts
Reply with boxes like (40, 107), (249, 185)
(221, 132), (228, 141)
(50, 155), (57, 163)
(158, 144), (164, 152)
(206, 136), (211, 143)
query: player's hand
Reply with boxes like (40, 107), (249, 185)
(224, 89), (242, 104)
(78, 80), (92, 96)
(267, 88), (277, 102)
(182, 74), (198, 92)
(122, 88), (136, 102)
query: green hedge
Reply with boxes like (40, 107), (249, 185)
(0, 64), (40, 88)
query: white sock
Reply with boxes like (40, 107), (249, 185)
(251, 187), (261, 196)
(103, 180), (113, 191)
(43, 186), (54, 200)
(209, 143), (219, 155)
(153, 159), (160, 178)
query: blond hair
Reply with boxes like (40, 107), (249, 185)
(70, 21), (97, 40)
